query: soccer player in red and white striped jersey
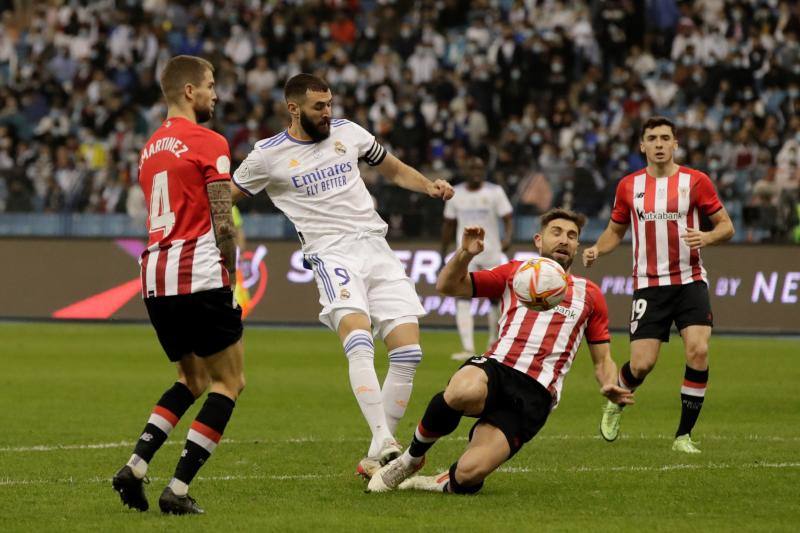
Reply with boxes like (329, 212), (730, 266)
(583, 116), (734, 454)
(112, 56), (245, 515)
(368, 208), (633, 494)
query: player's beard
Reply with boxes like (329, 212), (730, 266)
(544, 249), (573, 271)
(300, 111), (330, 142)
(195, 105), (212, 123)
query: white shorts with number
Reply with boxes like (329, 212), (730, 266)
(304, 234), (426, 336)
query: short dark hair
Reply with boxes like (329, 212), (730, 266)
(640, 116), (677, 139)
(539, 207), (587, 235)
(284, 73), (330, 102)
(160, 55), (214, 105)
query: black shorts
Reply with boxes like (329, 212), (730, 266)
(460, 357), (553, 457)
(629, 281), (713, 342)
(144, 288), (243, 362)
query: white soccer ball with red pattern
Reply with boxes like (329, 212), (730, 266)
(512, 257), (569, 311)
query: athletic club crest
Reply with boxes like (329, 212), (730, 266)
(334, 141), (347, 155)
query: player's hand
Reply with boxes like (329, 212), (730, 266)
(461, 226), (485, 256)
(681, 227), (710, 249)
(427, 179), (455, 201)
(601, 384), (635, 405)
(582, 245), (600, 268)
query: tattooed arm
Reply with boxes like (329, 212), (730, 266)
(207, 181), (237, 287)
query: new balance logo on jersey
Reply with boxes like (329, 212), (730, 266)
(636, 208), (681, 221)
(636, 192), (645, 199)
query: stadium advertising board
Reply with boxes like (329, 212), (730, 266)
(2, 239), (798, 334)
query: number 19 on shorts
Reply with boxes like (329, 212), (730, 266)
(631, 298), (647, 321)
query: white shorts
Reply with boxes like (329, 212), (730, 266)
(304, 234), (426, 335)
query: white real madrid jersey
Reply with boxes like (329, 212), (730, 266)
(444, 182), (513, 260)
(232, 119), (388, 250)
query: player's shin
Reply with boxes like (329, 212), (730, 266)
(343, 330), (393, 446)
(128, 382), (196, 478)
(618, 361), (645, 401)
(169, 392), (235, 495)
(368, 345), (422, 456)
(676, 365), (708, 437)
(400, 392), (463, 467)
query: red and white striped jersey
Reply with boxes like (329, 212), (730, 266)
(611, 166), (723, 290)
(472, 261), (611, 407)
(138, 117), (232, 298)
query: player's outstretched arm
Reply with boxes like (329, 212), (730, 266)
(583, 220), (628, 268)
(436, 226), (484, 298)
(376, 153), (454, 201)
(588, 342), (634, 406)
(207, 181), (237, 285)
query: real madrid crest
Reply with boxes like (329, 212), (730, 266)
(340, 288), (351, 300)
(334, 140), (347, 155)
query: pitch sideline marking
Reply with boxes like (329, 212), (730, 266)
(1, 462), (799, 487)
(2, 433), (799, 453)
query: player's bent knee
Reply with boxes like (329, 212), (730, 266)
(686, 343), (708, 365)
(443, 381), (485, 413)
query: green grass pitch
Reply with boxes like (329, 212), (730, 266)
(0, 322), (798, 531)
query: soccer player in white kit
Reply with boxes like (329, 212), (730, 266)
(441, 156), (513, 361)
(230, 74), (454, 477)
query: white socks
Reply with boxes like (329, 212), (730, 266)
(343, 330), (392, 448)
(366, 344), (423, 456)
(168, 478), (189, 496)
(456, 299), (474, 353)
(126, 454), (148, 479)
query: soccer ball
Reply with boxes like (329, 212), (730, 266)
(512, 257), (569, 311)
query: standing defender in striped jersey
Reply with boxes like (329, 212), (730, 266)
(583, 116), (734, 453)
(112, 55), (245, 515)
(368, 208), (633, 494)
(231, 74), (454, 479)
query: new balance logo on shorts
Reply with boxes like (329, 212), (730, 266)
(470, 356), (487, 364)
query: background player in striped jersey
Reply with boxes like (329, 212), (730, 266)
(231, 74), (454, 478)
(368, 208), (634, 494)
(583, 116), (734, 453)
(441, 156), (514, 361)
(112, 55), (245, 515)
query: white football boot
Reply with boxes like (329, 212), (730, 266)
(367, 455), (426, 493)
(399, 470), (450, 492)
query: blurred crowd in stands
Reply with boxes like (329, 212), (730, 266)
(0, 0), (798, 242)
